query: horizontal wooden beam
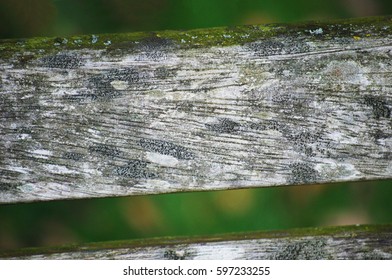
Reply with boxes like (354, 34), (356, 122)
(1, 16), (392, 203)
(1, 224), (391, 259)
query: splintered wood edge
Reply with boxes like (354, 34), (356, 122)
(1, 16), (392, 203)
(1, 224), (391, 259)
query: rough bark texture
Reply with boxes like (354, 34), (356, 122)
(1, 224), (391, 260)
(1, 17), (392, 203)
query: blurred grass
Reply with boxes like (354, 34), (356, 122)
(1, 181), (392, 249)
(0, 0), (392, 250)
(2, 0), (392, 39)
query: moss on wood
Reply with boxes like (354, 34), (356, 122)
(1, 16), (392, 60)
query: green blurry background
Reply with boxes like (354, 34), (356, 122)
(0, 0), (392, 250)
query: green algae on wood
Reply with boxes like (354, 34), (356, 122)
(1, 16), (392, 56)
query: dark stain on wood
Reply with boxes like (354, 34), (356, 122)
(113, 160), (156, 179)
(136, 36), (175, 61)
(87, 68), (140, 100)
(163, 249), (189, 260)
(247, 37), (310, 57)
(0, 182), (19, 193)
(289, 162), (320, 184)
(40, 53), (82, 69)
(139, 139), (195, 160)
(206, 118), (240, 134)
(63, 152), (85, 161)
(154, 67), (177, 80)
(364, 95), (391, 119)
(273, 239), (327, 260)
(88, 144), (122, 158)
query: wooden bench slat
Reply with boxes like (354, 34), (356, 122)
(1, 224), (391, 260)
(1, 16), (392, 203)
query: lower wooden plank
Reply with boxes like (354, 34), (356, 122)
(1, 224), (391, 260)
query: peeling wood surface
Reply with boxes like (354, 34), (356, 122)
(1, 17), (392, 203)
(2, 225), (391, 260)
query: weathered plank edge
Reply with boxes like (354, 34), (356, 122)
(2, 178), (391, 206)
(1, 224), (391, 259)
(1, 16), (392, 56)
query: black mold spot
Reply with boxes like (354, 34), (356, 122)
(63, 95), (91, 103)
(140, 36), (173, 47)
(108, 68), (140, 83)
(289, 162), (319, 184)
(88, 76), (121, 100)
(139, 139), (194, 160)
(266, 120), (285, 131)
(13, 72), (45, 89)
(285, 130), (322, 157)
(273, 93), (299, 105)
(137, 36), (174, 60)
(66, 93), (98, 103)
(113, 159), (156, 179)
(247, 37), (310, 56)
(249, 122), (265, 130)
(249, 120), (281, 131)
(206, 118), (240, 134)
(273, 239), (327, 260)
(88, 144), (121, 158)
(0, 182), (19, 193)
(364, 95), (391, 119)
(154, 67), (177, 80)
(175, 101), (194, 112)
(191, 86), (212, 94)
(15, 53), (36, 68)
(85, 68), (140, 101)
(243, 89), (266, 111)
(14, 127), (32, 134)
(63, 152), (84, 161)
(383, 152), (392, 160)
(361, 251), (391, 260)
(249, 121), (322, 157)
(163, 249), (189, 260)
(249, 40), (284, 56)
(272, 93), (311, 114)
(371, 129), (390, 141)
(285, 130), (322, 144)
(40, 53), (82, 69)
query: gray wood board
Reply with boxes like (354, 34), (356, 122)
(1, 17), (392, 203)
(2, 225), (391, 259)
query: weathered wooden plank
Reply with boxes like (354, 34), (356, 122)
(1, 17), (392, 203)
(1, 224), (391, 260)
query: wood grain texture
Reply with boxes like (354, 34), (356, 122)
(1, 17), (392, 203)
(2, 225), (391, 260)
